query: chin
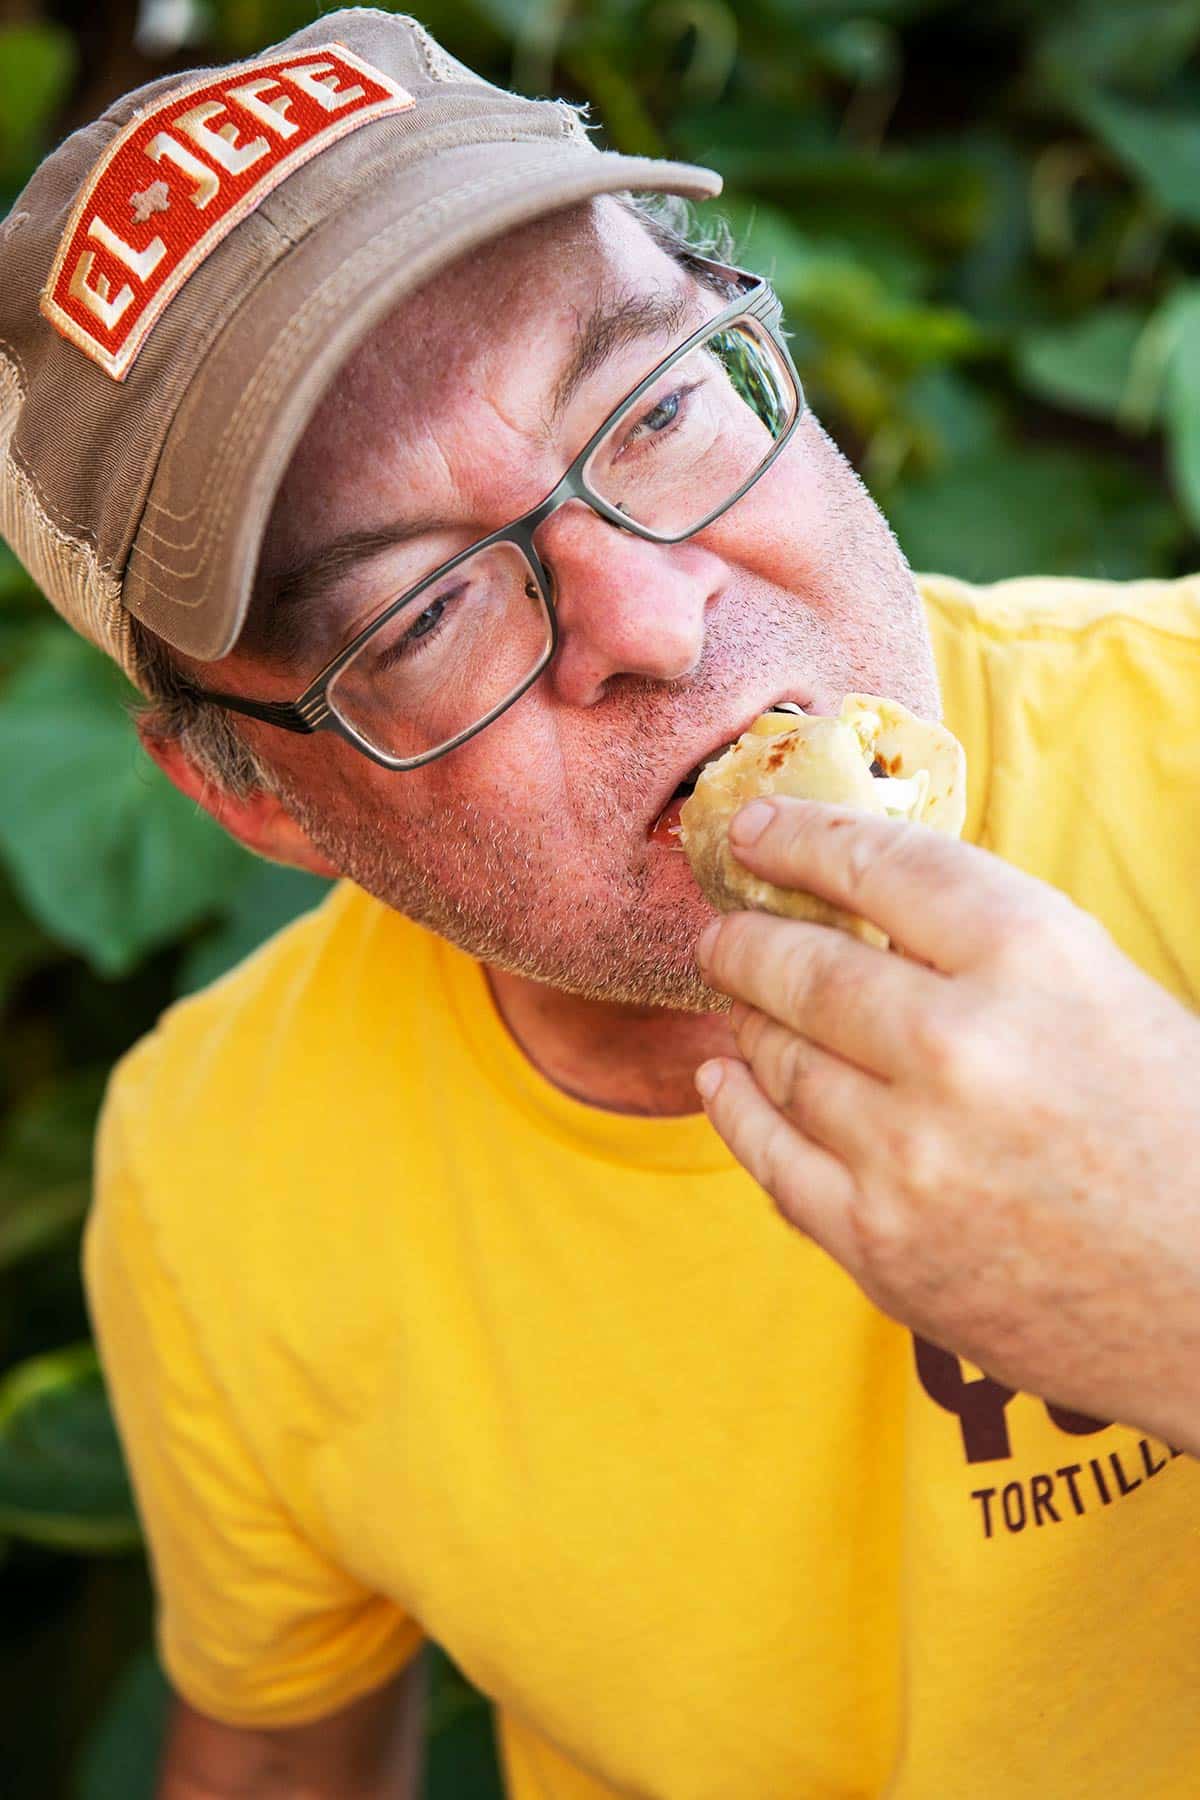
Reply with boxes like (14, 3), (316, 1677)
(504, 858), (723, 1009)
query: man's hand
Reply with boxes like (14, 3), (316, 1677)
(693, 795), (1200, 1455)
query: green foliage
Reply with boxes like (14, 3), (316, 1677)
(0, 1069), (107, 1273)
(0, 1344), (139, 1552)
(3, 0), (1200, 1793)
(0, 634), (251, 977)
(0, 23), (75, 191)
(74, 1649), (169, 1800)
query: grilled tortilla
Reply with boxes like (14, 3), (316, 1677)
(680, 695), (967, 950)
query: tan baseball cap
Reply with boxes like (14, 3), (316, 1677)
(0, 8), (720, 687)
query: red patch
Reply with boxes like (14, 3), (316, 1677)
(41, 45), (414, 380)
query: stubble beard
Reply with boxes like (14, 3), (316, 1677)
(276, 716), (730, 1011)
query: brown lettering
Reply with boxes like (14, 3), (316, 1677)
(1089, 1457), (1113, 1504)
(913, 1337), (1016, 1463)
(1030, 1472), (1060, 1525)
(1140, 1439), (1168, 1478)
(1044, 1401), (1114, 1436)
(970, 1487), (997, 1538)
(1056, 1464), (1087, 1515)
(1001, 1481), (1027, 1532)
(1109, 1449), (1142, 1497)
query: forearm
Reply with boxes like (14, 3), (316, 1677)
(155, 1657), (426, 1800)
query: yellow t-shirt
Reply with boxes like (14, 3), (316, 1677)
(84, 572), (1200, 1799)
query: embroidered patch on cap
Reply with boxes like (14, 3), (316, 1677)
(41, 45), (414, 380)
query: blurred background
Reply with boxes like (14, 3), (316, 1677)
(3, 0), (1200, 1792)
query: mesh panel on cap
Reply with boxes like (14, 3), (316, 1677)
(0, 348), (136, 679)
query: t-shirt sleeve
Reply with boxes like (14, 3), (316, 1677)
(82, 1082), (423, 1728)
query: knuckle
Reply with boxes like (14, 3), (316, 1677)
(989, 893), (1105, 974)
(769, 1029), (814, 1114)
(877, 1114), (945, 1199)
(744, 1014), (808, 1113)
(838, 819), (885, 910)
(707, 911), (752, 984)
(843, 1180), (915, 1290)
(1040, 895), (1110, 961)
(777, 935), (818, 1022)
(733, 1003), (768, 1059)
(805, 942), (870, 1027)
(759, 1112), (806, 1213)
(910, 1008), (993, 1095)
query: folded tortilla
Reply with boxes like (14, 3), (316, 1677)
(680, 695), (967, 950)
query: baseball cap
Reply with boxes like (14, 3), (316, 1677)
(0, 8), (721, 688)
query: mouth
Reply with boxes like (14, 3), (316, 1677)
(647, 698), (812, 846)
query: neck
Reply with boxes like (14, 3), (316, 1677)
(485, 964), (737, 1117)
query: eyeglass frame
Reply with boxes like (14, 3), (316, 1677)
(190, 255), (808, 770)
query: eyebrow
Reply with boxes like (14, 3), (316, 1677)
(248, 282), (706, 663)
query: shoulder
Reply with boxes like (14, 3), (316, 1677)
(917, 568), (1200, 645)
(103, 877), (434, 1206)
(918, 571), (1200, 1000)
(916, 569), (1200, 748)
(94, 878), (443, 1414)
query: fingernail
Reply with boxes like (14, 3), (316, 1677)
(696, 919), (720, 967)
(729, 799), (775, 846)
(695, 1060), (724, 1102)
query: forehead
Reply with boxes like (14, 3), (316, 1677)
(276, 196), (687, 503)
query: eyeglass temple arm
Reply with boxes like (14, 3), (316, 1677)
(183, 687), (318, 733)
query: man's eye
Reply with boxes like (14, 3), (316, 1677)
(405, 597), (447, 642)
(620, 380), (701, 453)
(641, 391), (682, 433)
(372, 586), (464, 672)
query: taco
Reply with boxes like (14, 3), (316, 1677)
(680, 695), (967, 950)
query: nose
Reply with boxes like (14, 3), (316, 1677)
(536, 502), (726, 708)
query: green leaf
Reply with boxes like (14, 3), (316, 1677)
(676, 110), (989, 247)
(74, 1648), (169, 1800)
(902, 366), (1005, 471)
(1074, 87), (1200, 228)
(888, 443), (1183, 584)
(1015, 306), (1149, 423)
(0, 545), (41, 616)
(0, 631), (250, 976)
(709, 195), (983, 370)
(177, 861), (330, 994)
(0, 858), (53, 1009)
(1035, 0), (1200, 97)
(1159, 284), (1200, 534)
(0, 1343), (140, 1552)
(0, 1069), (108, 1272)
(0, 24), (76, 186)
(424, 1648), (504, 1800)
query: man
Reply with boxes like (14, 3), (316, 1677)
(3, 9), (1199, 1796)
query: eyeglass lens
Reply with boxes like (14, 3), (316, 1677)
(583, 316), (796, 537)
(325, 315), (797, 763)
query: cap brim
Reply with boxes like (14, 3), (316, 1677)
(123, 137), (721, 663)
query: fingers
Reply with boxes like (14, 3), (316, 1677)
(725, 796), (1047, 974)
(694, 1056), (861, 1262)
(699, 909), (950, 1082)
(729, 1005), (886, 1160)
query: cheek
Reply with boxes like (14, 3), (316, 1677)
(414, 701), (572, 825)
(700, 423), (838, 594)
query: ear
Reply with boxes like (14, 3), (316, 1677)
(138, 724), (341, 880)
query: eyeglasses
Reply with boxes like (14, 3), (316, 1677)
(194, 257), (806, 770)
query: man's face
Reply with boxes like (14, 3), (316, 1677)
(216, 197), (939, 1009)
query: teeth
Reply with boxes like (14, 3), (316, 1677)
(773, 701), (807, 716)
